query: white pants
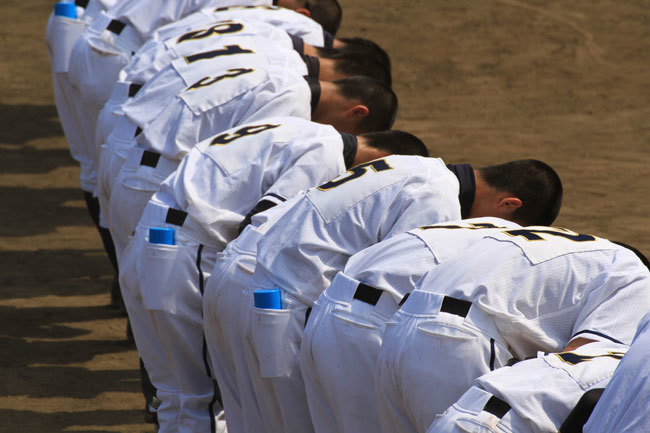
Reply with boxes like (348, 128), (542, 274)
(426, 387), (516, 433)
(125, 200), (226, 433)
(45, 13), (96, 192)
(108, 145), (178, 258)
(203, 231), (273, 433)
(95, 80), (137, 156)
(96, 116), (138, 232)
(300, 272), (400, 433)
(375, 290), (513, 433)
(119, 230), (181, 433)
(244, 280), (315, 433)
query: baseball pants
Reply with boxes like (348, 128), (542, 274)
(426, 387), (516, 433)
(300, 272), (401, 433)
(203, 229), (273, 433)
(244, 281), (316, 433)
(126, 200), (226, 433)
(375, 290), (513, 433)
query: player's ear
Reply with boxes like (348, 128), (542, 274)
(295, 7), (311, 17)
(498, 197), (522, 211)
(345, 104), (370, 119)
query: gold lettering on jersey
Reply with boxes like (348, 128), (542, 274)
(555, 351), (626, 366)
(184, 45), (254, 64)
(214, 5), (279, 12)
(177, 21), (244, 44)
(210, 124), (281, 146)
(187, 68), (254, 91)
(502, 227), (596, 242)
(317, 159), (393, 191)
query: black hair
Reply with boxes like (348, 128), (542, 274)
(361, 130), (429, 157)
(306, 0), (342, 35)
(333, 76), (398, 132)
(337, 37), (391, 72)
(478, 159), (563, 226)
(315, 47), (391, 86)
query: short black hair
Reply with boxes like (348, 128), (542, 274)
(333, 76), (398, 132)
(337, 37), (391, 72)
(306, 0), (342, 35)
(361, 130), (429, 157)
(478, 159), (563, 226)
(315, 47), (391, 86)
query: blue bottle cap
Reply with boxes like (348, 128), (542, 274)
(254, 289), (282, 309)
(149, 227), (175, 245)
(54, 2), (77, 18)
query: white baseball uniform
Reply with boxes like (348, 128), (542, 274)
(583, 311), (650, 433)
(203, 198), (300, 433)
(300, 218), (521, 433)
(96, 18), (298, 228)
(66, 0), (272, 197)
(427, 341), (628, 433)
(245, 156), (477, 433)
(107, 39), (313, 256)
(45, 0), (120, 193)
(375, 228), (650, 433)
(119, 117), (358, 433)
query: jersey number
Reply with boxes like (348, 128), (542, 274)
(555, 351), (625, 365)
(503, 228), (596, 242)
(317, 159), (393, 191)
(177, 22), (244, 44)
(187, 68), (254, 91)
(419, 222), (504, 231)
(210, 124), (280, 146)
(184, 45), (253, 64)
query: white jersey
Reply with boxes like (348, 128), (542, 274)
(430, 341), (627, 433)
(105, 0), (271, 45)
(584, 312), (650, 433)
(154, 117), (352, 247)
(121, 17), (296, 84)
(344, 218), (521, 303)
(250, 155), (467, 306)
(412, 228), (650, 358)
(121, 40), (311, 161)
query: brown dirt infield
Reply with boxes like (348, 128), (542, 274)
(1, 0), (649, 431)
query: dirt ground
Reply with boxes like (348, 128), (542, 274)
(1, 0), (648, 432)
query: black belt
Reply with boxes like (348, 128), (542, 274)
(75, 0), (89, 8)
(128, 83), (143, 97)
(483, 395), (510, 418)
(140, 150), (160, 168)
(107, 19), (126, 35)
(352, 283), (409, 307)
(166, 208), (187, 226)
(134, 126), (142, 137)
(352, 285), (472, 318)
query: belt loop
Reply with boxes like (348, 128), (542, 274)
(440, 296), (472, 317)
(128, 83), (143, 97)
(353, 283), (382, 306)
(140, 150), (160, 168)
(107, 19), (126, 35)
(482, 395), (510, 418)
(165, 208), (187, 226)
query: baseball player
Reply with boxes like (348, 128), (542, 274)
(299, 218), (521, 433)
(426, 341), (628, 433)
(583, 310), (650, 433)
(107, 62), (397, 257)
(374, 229), (650, 433)
(118, 119), (425, 433)
(242, 157), (563, 433)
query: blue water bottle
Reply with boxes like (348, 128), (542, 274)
(54, 1), (77, 18)
(149, 227), (175, 245)
(254, 289), (282, 309)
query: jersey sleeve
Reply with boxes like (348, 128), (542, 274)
(571, 251), (650, 345)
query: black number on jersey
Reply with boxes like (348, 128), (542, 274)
(177, 21), (244, 44)
(187, 68), (254, 91)
(419, 222), (505, 231)
(210, 124), (281, 146)
(502, 227), (596, 242)
(184, 45), (254, 64)
(317, 159), (393, 191)
(555, 351), (625, 366)
(214, 5), (278, 12)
